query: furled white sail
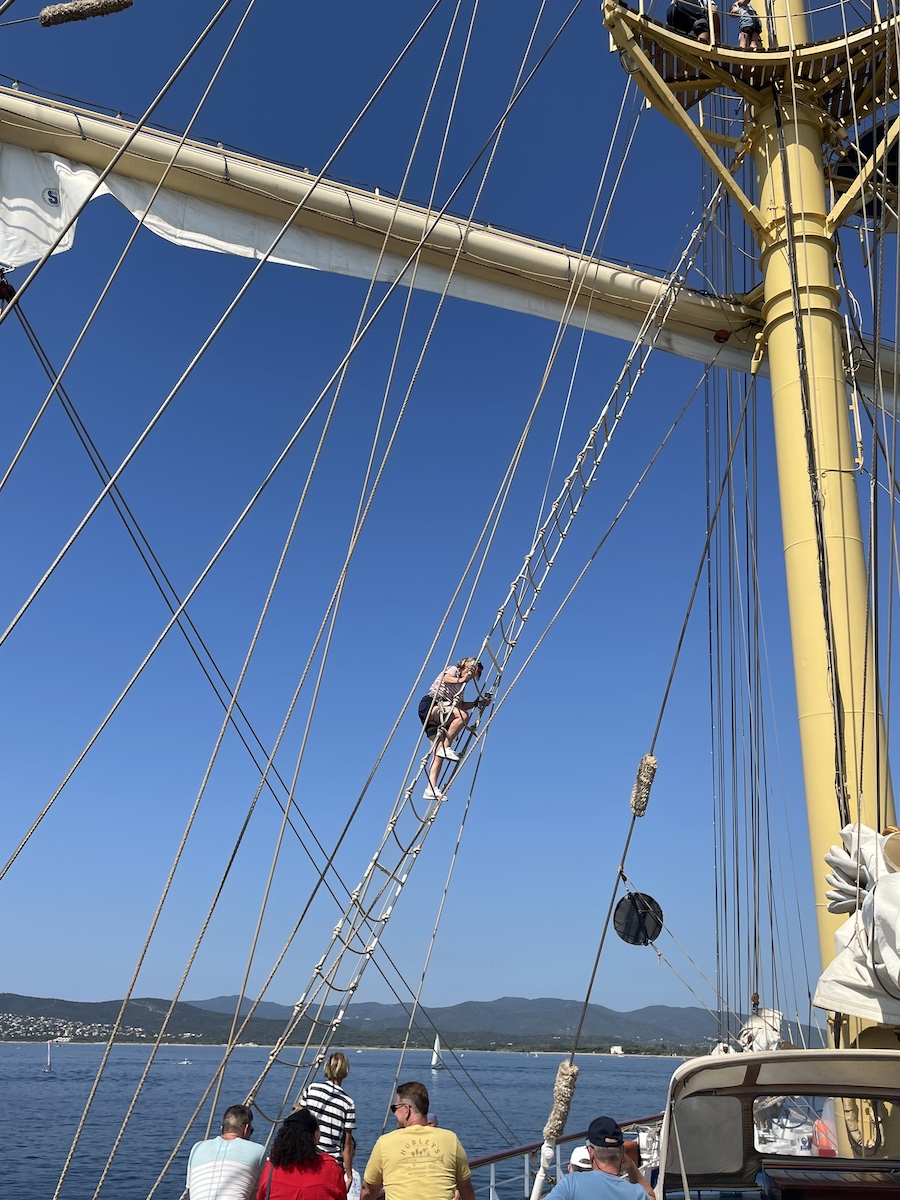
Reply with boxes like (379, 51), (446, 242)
(813, 824), (900, 1023)
(0, 99), (895, 403)
(737, 1008), (783, 1052)
(0, 129), (761, 374)
(0, 141), (405, 277)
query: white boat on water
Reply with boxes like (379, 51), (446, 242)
(2, 0), (900, 1196)
(431, 1034), (445, 1071)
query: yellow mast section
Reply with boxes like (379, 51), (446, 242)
(603, 0), (898, 1010)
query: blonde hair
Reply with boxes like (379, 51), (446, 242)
(324, 1052), (349, 1083)
(456, 657), (478, 674)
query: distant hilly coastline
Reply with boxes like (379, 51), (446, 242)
(0, 992), (724, 1052)
(192, 994), (719, 1046)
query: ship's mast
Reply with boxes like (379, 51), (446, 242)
(751, 83), (894, 987)
(604, 0), (898, 1042)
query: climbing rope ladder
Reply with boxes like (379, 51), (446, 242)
(206, 182), (731, 1151)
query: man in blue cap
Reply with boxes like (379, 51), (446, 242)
(546, 1117), (653, 1199)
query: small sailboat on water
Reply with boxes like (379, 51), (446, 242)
(430, 1035), (444, 1071)
(41, 1041), (52, 1075)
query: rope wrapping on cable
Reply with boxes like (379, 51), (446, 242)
(630, 753), (657, 816)
(529, 1060), (580, 1200)
(543, 1059), (579, 1141)
(39, 0), (132, 25)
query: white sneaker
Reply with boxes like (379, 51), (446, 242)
(423, 786), (445, 801)
(436, 745), (460, 762)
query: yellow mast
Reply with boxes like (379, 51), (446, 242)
(604, 0), (898, 1042)
(751, 87), (895, 984)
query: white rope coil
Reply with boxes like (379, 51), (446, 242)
(630, 753), (657, 816)
(39, 0), (131, 25)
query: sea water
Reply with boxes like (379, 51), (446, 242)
(3, 1042), (680, 1198)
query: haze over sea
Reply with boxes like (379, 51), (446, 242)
(5, 1043), (679, 1198)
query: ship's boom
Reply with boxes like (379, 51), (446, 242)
(3, 85), (895, 400)
(0, 84), (771, 377)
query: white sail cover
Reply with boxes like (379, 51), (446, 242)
(737, 1008), (783, 1052)
(0, 144), (765, 380)
(0, 141), (412, 278)
(3, 143), (740, 359)
(813, 823), (900, 1023)
(1, 140), (629, 330)
(0, 143), (101, 266)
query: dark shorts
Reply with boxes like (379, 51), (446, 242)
(418, 694), (457, 735)
(667, 1), (708, 35)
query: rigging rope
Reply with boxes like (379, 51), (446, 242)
(18, 2), (900, 1192)
(618, 871), (750, 1045)
(479, 186), (727, 706)
(0, 0), (449, 649)
(385, 742), (521, 1147)
(203, 0), (479, 1134)
(12, 238), (535, 1098)
(0, 0), (240, 327)
(10, 5), (500, 1195)
(5, 293), (526, 1149)
(492, 363), (717, 712)
(0, 0), (261, 499)
(529, 90), (644, 539)
(141, 2), (607, 1188)
(197, 69), (723, 1171)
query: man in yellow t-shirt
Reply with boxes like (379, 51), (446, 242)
(361, 1081), (475, 1200)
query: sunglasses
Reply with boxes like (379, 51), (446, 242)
(390, 1102), (410, 1113)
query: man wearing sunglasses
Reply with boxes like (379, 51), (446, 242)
(361, 1081), (475, 1200)
(186, 1104), (266, 1200)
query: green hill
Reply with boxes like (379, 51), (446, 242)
(0, 992), (728, 1052)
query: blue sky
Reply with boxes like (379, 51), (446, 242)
(0, 0), (826, 1033)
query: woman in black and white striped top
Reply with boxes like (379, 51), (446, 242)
(299, 1053), (356, 1187)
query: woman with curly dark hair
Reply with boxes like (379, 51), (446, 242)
(257, 1108), (347, 1200)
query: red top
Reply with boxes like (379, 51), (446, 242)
(257, 1153), (347, 1200)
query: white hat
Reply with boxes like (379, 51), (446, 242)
(569, 1145), (592, 1170)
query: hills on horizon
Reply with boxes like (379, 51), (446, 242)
(0, 991), (724, 1049)
(190, 993), (720, 1046)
